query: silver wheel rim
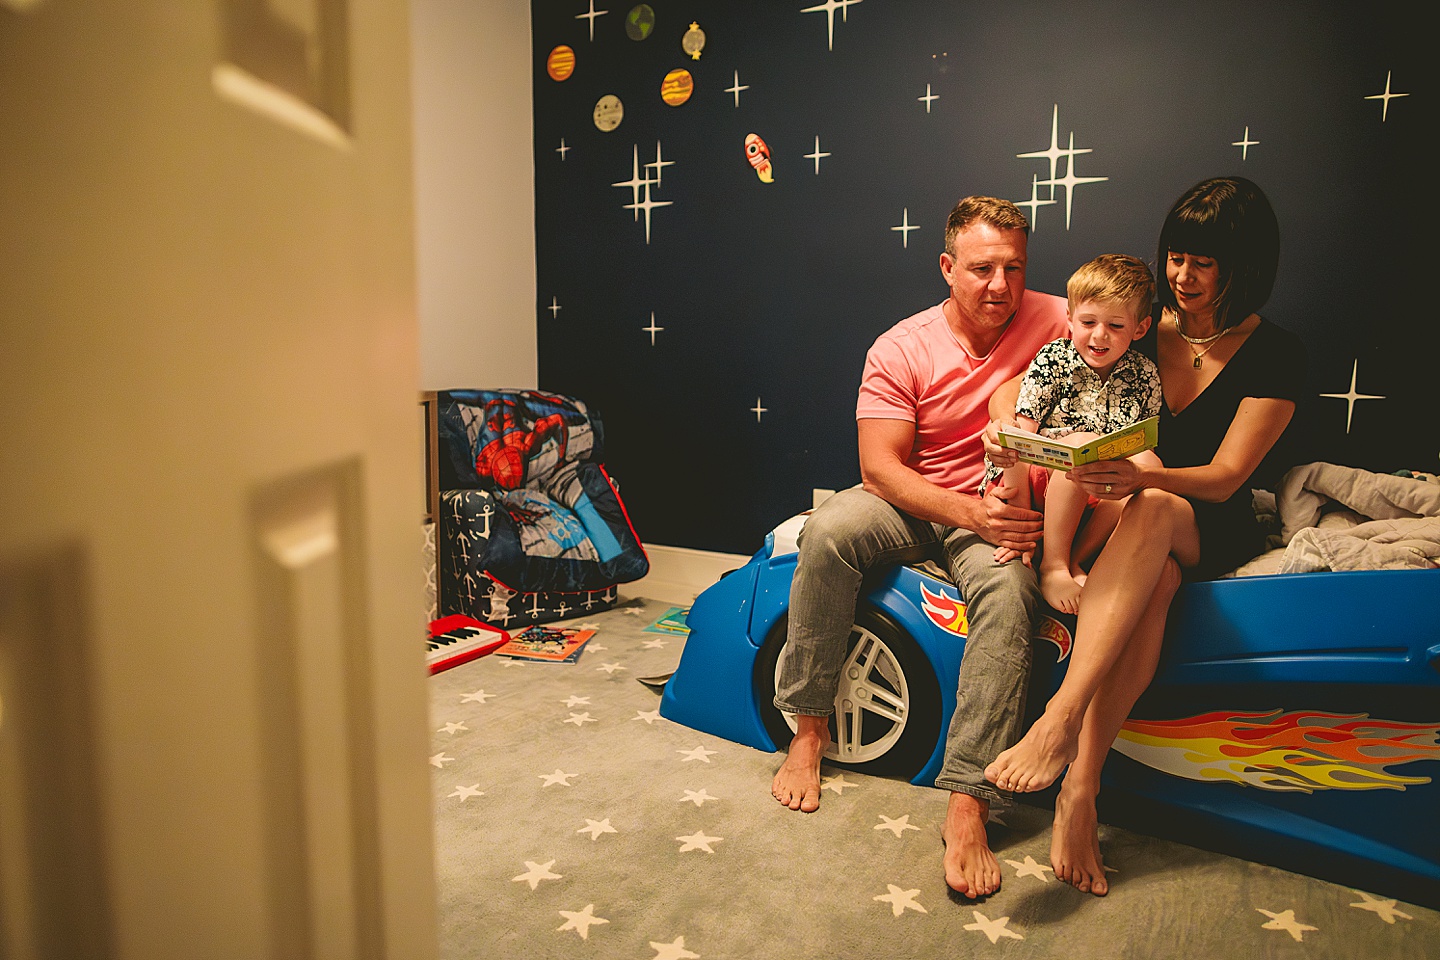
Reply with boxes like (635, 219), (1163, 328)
(776, 623), (910, 764)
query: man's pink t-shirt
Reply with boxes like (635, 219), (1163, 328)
(856, 292), (1069, 494)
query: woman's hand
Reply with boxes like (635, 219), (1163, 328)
(1071, 457), (1149, 499)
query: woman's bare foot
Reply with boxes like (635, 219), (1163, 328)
(942, 792), (1000, 898)
(1039, 564), (1083, 615)
(984, 709), (1081, 792)
(771, 716), (829, 812)
(1051, 784), (1107, 895)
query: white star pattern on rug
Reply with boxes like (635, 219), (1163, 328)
(676, 830), (722, 853)
(821, 773), (856, 794)
(563, 695), (591, 706)
(678, 745), (717, 763)
(500, 659), (526, 668)
(597, 662), (626, 674)
(438, 721), (467, 734)
(874, 814), (920, 837)
(539, 769), (577, 787)
(633, 708), (662, 723)
(680, 788), (718, 807)
(430, 752), (454, 768)
(564, 711), (598, 726)
(643, 638), (669, 648)
(448, 784), (484, 802)
(459, 689), (495, 703)
(557, 903), (609, 939)
(1257, 908), (1318, 941)
(513, 860), (562, 890)
(1349, 889), (1414, 923)
(578, 818), (617, 840)
(622, 606), (644, 616)
(964, 910), (1024, 942)
(648, 935), (699, 959)
(588, 643), (609, 652)
(1005, 855), (1053, 882)
(873, 884), (927, 916)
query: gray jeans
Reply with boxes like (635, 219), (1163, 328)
(773, 487), (1040, 806)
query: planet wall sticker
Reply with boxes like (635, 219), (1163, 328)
(660, 68), (693, 106)
(547, 45), (575, 81)
(682, 21), (706, 60)
(745, 133), (773, 182)
(626, 4), (655, 41)
(593, 94), (623, 132)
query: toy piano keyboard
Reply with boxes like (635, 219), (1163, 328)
(427, 614), (510, 674)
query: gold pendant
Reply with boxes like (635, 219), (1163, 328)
(1193, 356), (1203, 368)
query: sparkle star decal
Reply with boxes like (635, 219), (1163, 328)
(678, 745), (717, 763)
(643, 313), (664, 346)
(648, 936), (700, 960)
(460, 689), (495, 704)
(890, 208), (919, 248)
(676, 830), (722, 853)
(680, 788), (719, 806)
(821, 773), (856, 794)
(634, 708), (662, 723)
(917, 83), (938, 113)
(874, 814), (920, 837)
(801, 0), (862, 52)
(1015, 174), (1056, 228)
(1039, 132), (1107, 230)
(873, 884), (927, 916)
(555, 138), (570, 160)
(726, 70), (749, 107)
(1320, 359), (1385, 432)
(1364, 69), (1409, 121)
(557, 903), (609, 939)
(574, 0), (608, 42)
(540, 769), (577, 787)
(577, 818), (618, 840)
(805, 135), (831, 174)
(964, 910), (1024, 943)
(625, 180), (673, 244)
(1348, 890), (1414, 924)
(1257, 908), (1318, 942)
(751, 397), (768, 422)
(646, 141), (675, 188)
(438, 721), (468, 735)
(1231, 125), (1259, 160)
(1005, 855), (1053, 882)
(513, 859), (562, 890)
(547, 296), (562, 318)
(564, 712), (598, 726)
(612, 145), (654, 220)
(1015, 105), (1108, 229)
(448, 784), (484, 802)
(429, 752), (454, 768)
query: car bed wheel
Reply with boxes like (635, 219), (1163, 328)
(756, 607), (941, 779)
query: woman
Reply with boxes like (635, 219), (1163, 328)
(982, 177), (1309, 895)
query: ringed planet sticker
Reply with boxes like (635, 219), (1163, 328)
(625, 4), (655, 41)
(660, 68), (694, 106)
(682, 21), (706, 60)
(744, 132), (773, 182)
(592, 94), (624, 132)
(546, 45), (575, 81)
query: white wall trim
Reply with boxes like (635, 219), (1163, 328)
(622, 543), (750, 606)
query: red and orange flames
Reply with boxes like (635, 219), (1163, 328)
(919, 582), (1071, 661)
(1114, 709), (1440, 793)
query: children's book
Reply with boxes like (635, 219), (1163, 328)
(495, 625), (597, 663)
(643, 606), (691, 636)
(996, 416), (1159, 471)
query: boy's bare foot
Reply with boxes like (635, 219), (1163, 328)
(1039, 565), (1082, 614)
(942, 792), (1001, 898)
(1051, 784), (1108, 895)
(771, 715), (829, 812)
(984, 709), (1081, 792)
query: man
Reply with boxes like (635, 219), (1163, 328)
(769, 196), (1068, 898)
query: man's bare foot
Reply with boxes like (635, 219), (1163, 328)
(1039, 564), (1082, 615)
(984, 709), (1081, 792)
(1051, 784), (1107, 895)
(771, 715), (829, 812)
(942, 792), (1001, 898)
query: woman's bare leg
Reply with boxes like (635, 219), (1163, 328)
(1052, 558), (1180, 894)
(984, 491), (1198, 792)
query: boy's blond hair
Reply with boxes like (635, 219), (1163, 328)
(1066, 253), (1154, 321)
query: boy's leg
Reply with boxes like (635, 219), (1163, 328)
(1037, 433), (1100, 614)
(772, 487), (937, 811)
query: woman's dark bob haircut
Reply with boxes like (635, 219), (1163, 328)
(1156, 176), (1280, 331)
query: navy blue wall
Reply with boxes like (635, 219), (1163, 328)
(532, 0), (1427, 555)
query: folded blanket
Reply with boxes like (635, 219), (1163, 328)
(1276, 462), (1440, 573)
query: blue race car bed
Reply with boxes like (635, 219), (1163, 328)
(659, 511), (1440, 908)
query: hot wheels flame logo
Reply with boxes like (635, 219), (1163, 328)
(1114, 709), (1440, 793)
(919, 582), (1072, 661)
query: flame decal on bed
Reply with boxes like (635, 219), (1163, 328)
(918, 582), (1071, 661)
(1114, 710), (1440, 793)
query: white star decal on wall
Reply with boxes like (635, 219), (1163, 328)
(1016, 105), (1108, 229)
(873, 884), (926, 916)
(801, 0), (863, 51)
(574, 0), (608, 42)
(644, 312), (665, 346)
(805, 135), (831, 174)
(556, 138), (570, 160)
(1364, 69), (1409, 121)
(1232, 125), (1259, 160)
(1319, 359), (1385, 432)
(547, 297), (562, 318)
(726, 70), (749, 107)
(751, 397), (768, 422)
(890, 207), (919, 248)
(917, 83), (938, 113)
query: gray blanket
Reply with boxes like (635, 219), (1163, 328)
(1276, 462), (1440, 573)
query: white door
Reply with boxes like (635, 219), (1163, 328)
(0, 2), (437, 958)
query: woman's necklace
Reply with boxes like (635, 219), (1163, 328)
(1170, 314), (1230, 368)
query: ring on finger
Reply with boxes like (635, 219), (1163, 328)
(1104, 483), (1113, 493)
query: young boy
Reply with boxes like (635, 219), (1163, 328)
(986, 253), (1163, 613)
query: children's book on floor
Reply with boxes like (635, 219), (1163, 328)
(996, 416), (1159, 471)
(495, 624), (597, 663)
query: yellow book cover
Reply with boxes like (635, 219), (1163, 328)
(996, 416), (1159, 471)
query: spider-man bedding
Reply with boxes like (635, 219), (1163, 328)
(436, 390), (648, 628)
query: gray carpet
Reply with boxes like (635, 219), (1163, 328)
(430, 596), (1440, 959)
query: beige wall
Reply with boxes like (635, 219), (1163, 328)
(412, 0), (538, 391)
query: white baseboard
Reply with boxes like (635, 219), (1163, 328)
(622, 543), (751, 606)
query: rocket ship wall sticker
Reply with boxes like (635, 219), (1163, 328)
(744, 133), (773, 183)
